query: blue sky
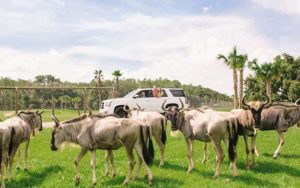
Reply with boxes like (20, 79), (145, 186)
(0, 0), (299, 94)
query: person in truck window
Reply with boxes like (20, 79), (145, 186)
(156, 87), (162, 98)
(152, 85), (159, 97)
(141, 91), (145, 98)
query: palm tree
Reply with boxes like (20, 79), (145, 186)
(236, 54), (249, 108)
(71, 97), (82, 116)
(94, 69), (103, 109)
(217, 46), (240, 109)
(248, 60), (281, 101)
(112, 70), (123, 97)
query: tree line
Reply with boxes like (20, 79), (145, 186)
(0, 73), (231, 110)
(217, 47), (300, 109)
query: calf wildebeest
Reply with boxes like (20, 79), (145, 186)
(124, 104), (167, 167)
(162, 99), (240, 178)
(0, 123), (15, 188)
(50, 112), (155, 186)
(3, 110), (43, 179)
(247, 98), (300, 159)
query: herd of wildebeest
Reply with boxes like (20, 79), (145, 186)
(0, 95), (300, 187)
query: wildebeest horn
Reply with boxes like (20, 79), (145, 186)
(161, 100), (167, 111)
(51, 114), (60, 127)
(295, 98), (300, 105)
(178, 98), (184, 111)
(136, 103), (144, 111)
(27, 105), (32, 112)
(262, 94), (271, 107)
(38, 109), (44, 115)
(242, 95), (250, 108)
(123, 105), (130, 113)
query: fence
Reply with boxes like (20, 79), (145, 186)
(0, 86), (114, 114)
(188, 96), (233, 110)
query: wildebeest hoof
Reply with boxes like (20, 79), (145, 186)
(112, 172), (116, 177)
(187, 168), (193, 173)
(75, 178), (80, 185)
(122, 180), (129, 186)
(202, 159), (207, 164)
(92, 182), (97, 186)
(159, 162), (164, 168)
(213, 174), (219, 179)
(24, 168), (29, 172)
(250, 163), (256, 168)
(148, 180), (153, 186)
(16, 167), (20, 170)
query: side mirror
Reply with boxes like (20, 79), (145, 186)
(133, 94), (139, 99)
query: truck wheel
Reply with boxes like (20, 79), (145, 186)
(115, 106), (128, 117)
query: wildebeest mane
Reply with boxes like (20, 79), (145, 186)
(90, 114), (120, 118)
(63, 114), (88, 124)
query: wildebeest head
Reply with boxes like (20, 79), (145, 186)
(242, 95), (271, 127)
(162, 99), (184, 131)
(51, 107), (62, 151)
(123, 103), (144, 118)
(34, 110), (44, 131)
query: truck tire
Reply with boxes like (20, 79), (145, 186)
(114, 106), (128, 117)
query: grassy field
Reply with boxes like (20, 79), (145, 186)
(4, 124), (300, 188)
(0, 109), (99, 122)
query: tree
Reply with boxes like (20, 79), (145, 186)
(71, 97), (82, 116)
(112, 70), (123, 98)
(236, 54), (248, 108)
(217, 46), (241, 109)
(59, 95), (71, 109)
(248, 60), (281, 101)
(94, 70), (103, 109)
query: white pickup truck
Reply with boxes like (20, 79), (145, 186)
(100, 88), (189, 117)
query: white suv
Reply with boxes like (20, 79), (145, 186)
(100, 88), (188, 117)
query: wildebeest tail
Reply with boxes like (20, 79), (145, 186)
(161, 118), (167, 145)
(9, 127), (15, 156)
(227, 119), (238, 162)
(140, 126), (154, 166)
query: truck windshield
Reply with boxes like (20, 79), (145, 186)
(124, 90), (137, 98)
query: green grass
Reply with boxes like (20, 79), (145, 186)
(0, 109), (99, 122)
(5, 125), (300, 188)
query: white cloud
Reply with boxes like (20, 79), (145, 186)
(252, 0), (300, 15)
(0, 13), (293, 95)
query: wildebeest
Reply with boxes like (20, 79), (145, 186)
(247, 98), (300, 159)
(50, 112), (155, 186)
(162, 99), (240, 178)
(0, 123), (15, 188)
(124, 104), (167, 167)
(3, 111), (43, 179)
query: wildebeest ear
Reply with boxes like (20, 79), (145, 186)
(38, 109), (44, 115)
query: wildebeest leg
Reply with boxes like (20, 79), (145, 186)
(202, 143), (207, 164)
(8, 145), (19, 179)
(123, 146), (135, 185)
(24, 139), (30, 171)
(90, 150), (97, 186)
(153, 134), (165, 167)
(273, 131), (284, 159)
(16, 146), (21, 170)
(1, 149), (8, 188)
(104, 150), (116, 177)
(133, 149), (143, 180)
(74, 147), (88, 185)
(134, 144), (153, 185)
(250, 134), (257, 167)
(243, 134), (250, 170)
(253, 130), (259, 156)
(211, 139), (224, 178)
(108, 150), (116, 177)
(104, 150), (109, 176)
(185, 138), (194, 173)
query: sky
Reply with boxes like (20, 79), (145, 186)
(0, 0), (299, 95)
